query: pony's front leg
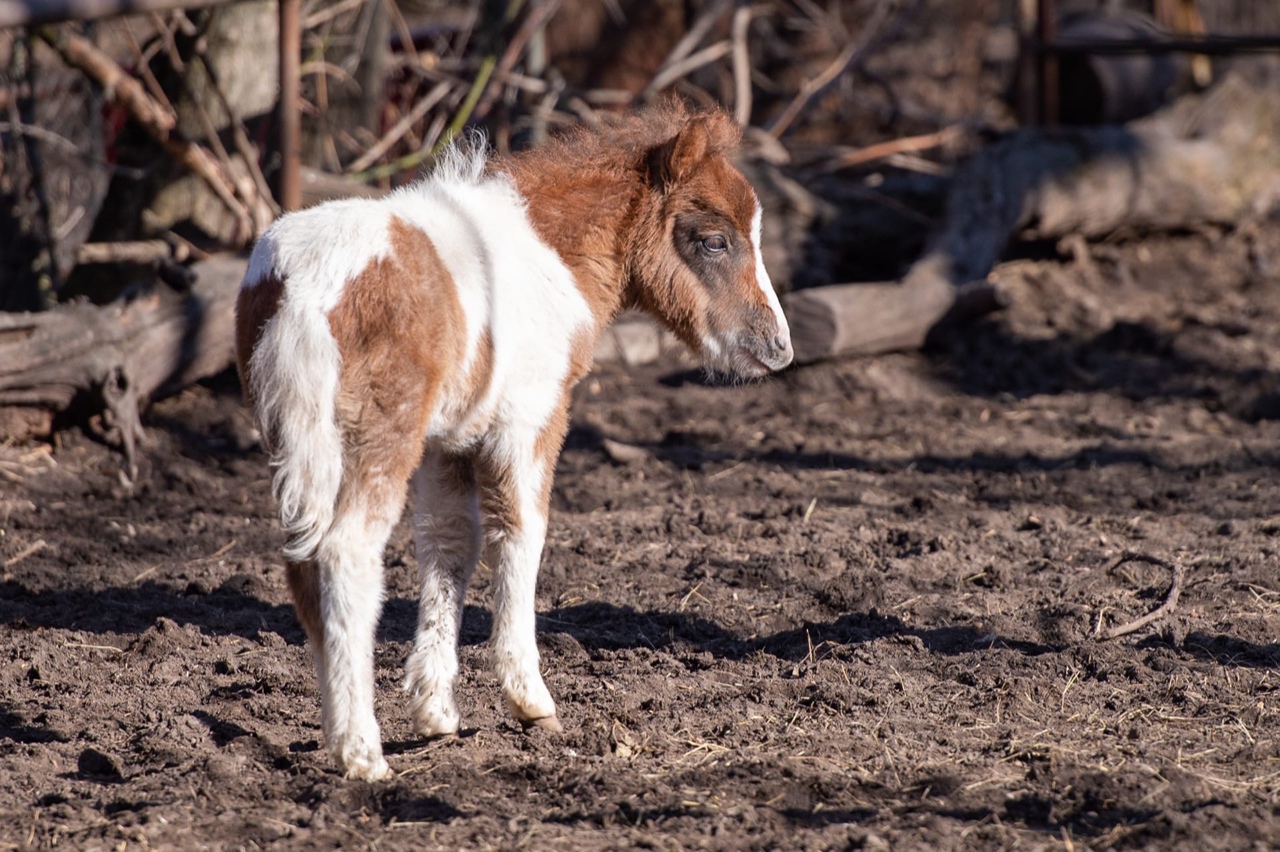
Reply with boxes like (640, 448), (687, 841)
(478, 439), (562, 730)
(404, 451), (481, 737)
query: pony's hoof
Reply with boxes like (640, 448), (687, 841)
(522, 714), (563, 733)
(343, 754), (391, 782)
(411, 703), (461, 740)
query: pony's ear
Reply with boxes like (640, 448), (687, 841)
(650, 113), (738, 188)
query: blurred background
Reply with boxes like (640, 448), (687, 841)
(1, 0), (1278, 441)
(1, 0), (1276, 299)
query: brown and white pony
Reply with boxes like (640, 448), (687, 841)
(234, 104), (792, 780)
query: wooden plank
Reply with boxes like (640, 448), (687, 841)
(0, 0), (244, 28)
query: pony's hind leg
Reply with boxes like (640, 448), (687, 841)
(288, 555), (386, 778)
(297, 393), (425, 781)
(404, 449), (481, 737)
(311, 484), (405, 781)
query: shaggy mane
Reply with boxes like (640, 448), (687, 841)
(498, 100), (742, 178)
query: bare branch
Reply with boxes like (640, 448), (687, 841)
(644, 41), (731, 97)
(1094, 553), (1186, 641)
(820, 125), (966, 172)
(765, 0), (894, 138)
(730, 2), (752, 125)
(35, 26), (254, 244)
(642, 0), (733, 100)
(346, 80), (453, 175)
(473, 0), (564, 122)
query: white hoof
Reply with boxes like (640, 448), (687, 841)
(505, 679), (557, 727)
(333, 733), (390, 782)
(341, 751), (391, 782)
(521, 714), (563, 733)
(411, 693), (461, 739)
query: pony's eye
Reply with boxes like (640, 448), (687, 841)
(701, 235), (728, 253)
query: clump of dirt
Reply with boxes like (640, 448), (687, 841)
(3, 222), (1280, 849)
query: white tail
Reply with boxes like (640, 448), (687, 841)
(242, 245), (346, 562)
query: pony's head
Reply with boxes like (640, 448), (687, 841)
(629, 109), (792, 378)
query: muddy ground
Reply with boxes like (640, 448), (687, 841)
(3, 220), (1280, 850)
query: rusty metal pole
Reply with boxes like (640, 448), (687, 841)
(277, 0), (301, 212)
(1037, 0), (1059, 125)
(1016, 0), (1039, 125)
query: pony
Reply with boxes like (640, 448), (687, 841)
(234, 103), (792, 779)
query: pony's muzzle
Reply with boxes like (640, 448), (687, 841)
(771, 333), (794, 369)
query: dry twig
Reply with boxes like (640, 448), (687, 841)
(641, 0), (733, 101)
(645, 41), (732, 96)
(473, 0), (563, 122)
(1093, 552), (1186, 640)
(76, 240), (191, 265)
(766, 0), (895, 138)
(36, 26), (254, 243)
(3, 539), (47, 568)
(191, 46), (281, 223)
(346, 80), (453, 174)
(730, 1), (753, 125)
(821, 124), (965, 172)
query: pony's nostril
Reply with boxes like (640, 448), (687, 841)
(774, 334), (791, 354)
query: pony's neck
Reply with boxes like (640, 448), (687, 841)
(497, 150), (648, 330)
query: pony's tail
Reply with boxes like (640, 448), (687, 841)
(241, 245), (345, 562)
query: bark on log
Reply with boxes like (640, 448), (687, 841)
(784, 73), (1280, 364)
(0, 256), (244, 467)
(783, 269), (1006, 364)
(936, 74), (1279, 279)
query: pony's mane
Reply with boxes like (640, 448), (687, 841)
(503, 101), (742, 177)
(426, 129), (490, 185)
(415, 102), (741, 192)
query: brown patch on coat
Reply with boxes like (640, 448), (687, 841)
(476, 451), (521, 539)
(502, 164), (632, 332)
(533, 387), (574, 513)
(626, 132), (765, 355)
(653, 113), (743, 190)
(456, 330), (495, 412)
(234, 274), (285, 408)
(286, 560), (324, 650)
(565, 326), (597, 388)
(327, 217), (467, 519)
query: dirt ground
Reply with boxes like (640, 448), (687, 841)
(3, 218), (1280, 850)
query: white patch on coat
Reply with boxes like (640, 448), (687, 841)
(384, 152), (593, 450)
(750, 201), (790, 345)
(488, 462), (557, 721)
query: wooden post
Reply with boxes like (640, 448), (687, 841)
(277, 0), (301, 212)
(1016, 0), (1039, 125)
(1037, 0), (1059, 125)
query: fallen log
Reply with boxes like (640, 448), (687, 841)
(0, 256), (244, 471)
(783, 271), (1006, 364)
(784, 73), (1280, 364)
